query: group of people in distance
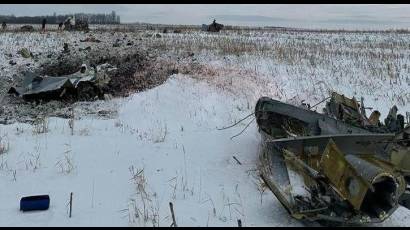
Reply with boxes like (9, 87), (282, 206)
(1, 16), (75, 32)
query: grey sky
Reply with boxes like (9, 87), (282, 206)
(1, 4), (410, 29)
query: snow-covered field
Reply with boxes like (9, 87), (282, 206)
(0, 28), (410, 226)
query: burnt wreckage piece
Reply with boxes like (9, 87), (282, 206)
(255, 92), (410, 225)
(8, 63), (116, 102)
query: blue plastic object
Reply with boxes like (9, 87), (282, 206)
(20, 195), (50, 212)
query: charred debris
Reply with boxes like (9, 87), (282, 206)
(8, 63), (115, 102)
(2, 33), (180, 124)
(255, 92), (410, 225)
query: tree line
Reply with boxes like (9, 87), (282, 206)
(0, 12), (120, 24)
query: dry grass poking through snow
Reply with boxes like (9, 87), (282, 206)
(0, 134), (10, 155)
(128, 166), (160, 227)
(152, 30), (410, 116)
(0, 27), (409, 227)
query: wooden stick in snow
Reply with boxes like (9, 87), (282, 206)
(169, 202), (177, 227)
(233, 156), (242, 165)
(69, 192), (73, 218)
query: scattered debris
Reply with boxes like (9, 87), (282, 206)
(18, 48), (32, 58)
(20, 25), (34, 32)
(63, 43), (70, 53)
(0, 30), (187, 125)
(78, 46), (91, 52)
(8, 63), (116, 102)
(80, 37), (101, 43)
(255, 92), (407, 139)
(255, 93), (410, 225)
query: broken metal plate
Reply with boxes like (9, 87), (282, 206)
(259, 133), (406, 224)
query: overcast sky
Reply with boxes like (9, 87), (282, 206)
(1, 4), (410, 29)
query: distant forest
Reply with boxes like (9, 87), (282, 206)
(0, 11), (120, 24)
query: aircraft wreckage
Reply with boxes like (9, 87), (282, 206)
(255, 92), (410, 225)
(8, 63), (116, 102)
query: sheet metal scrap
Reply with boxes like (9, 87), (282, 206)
(8, 63), (116, 102)
(259, 134), (408, 224)
(255, 92), (407, 138)
(255, 93), (410, 225)
(254, 94), (410, 170)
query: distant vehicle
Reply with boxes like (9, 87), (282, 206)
(64, 17), (89, 31)
(201, 19), (224, 32)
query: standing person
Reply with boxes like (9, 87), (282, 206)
(64, 17), (71, 30)
(58, 22), (63, 31)
(41, 18), (46, 32)
(1, 22), (6, 31)
(70, 16), (75, 27)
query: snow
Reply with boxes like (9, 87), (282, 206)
(1, 28), (410, 226)
(0, 75), (300, 226)
(0, 73), (408, 226)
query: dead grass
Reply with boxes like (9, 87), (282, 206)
(128, 166), (159, 226)
(55, 148), (75, 174)
(0, 134), (10, 155)
(32, 116), (49, 134)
